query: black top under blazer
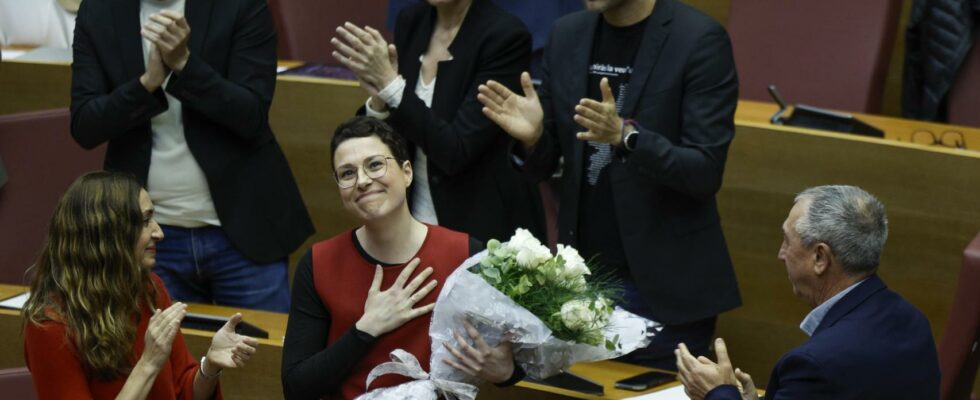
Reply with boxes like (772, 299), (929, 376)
(70, 0), (313, 263)
(520, 0), (741, 324)
(385, 0), (545, 243)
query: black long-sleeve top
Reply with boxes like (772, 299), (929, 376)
(280, 232), (522, 399)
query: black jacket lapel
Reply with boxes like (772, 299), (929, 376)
(113, 0), (143, 79)
(185, 0), (214, 57)
(620, 0), (675, 118)
(568, 13), (599, 189)
(432, 0), (488, 119)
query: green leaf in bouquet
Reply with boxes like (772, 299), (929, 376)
(604, 334), (621, 351)
(509, 274), (533, 296)
(500, 258), (515, 274)
(487, 238), (501, 251)
(467, 264), (480, 273)
(579, 328), (605, 346)
(481, 266), (502, 284)
(538, 260), (560, 284)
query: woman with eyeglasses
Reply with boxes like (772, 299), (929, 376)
(22, 171), (259, 400)
(281, 116), (521, 400)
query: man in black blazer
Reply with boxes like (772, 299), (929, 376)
(70, 0), (313, 312)
(478, 0), (740, 368)
(677, 186), (940, 400)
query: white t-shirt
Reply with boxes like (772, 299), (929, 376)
(142, 0), (221, 228)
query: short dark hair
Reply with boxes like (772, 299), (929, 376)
(330, 116), (410, 170)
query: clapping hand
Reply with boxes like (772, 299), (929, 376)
(441, 320), (516, 384)
(733, 367), (757, 400)
(355, 258), (438, 337)
(676, 338), (752, 400)
(141, 302), (187, 371)
(140, 43), (170, 92)
(205, 313), (260, 372)
(141, 11), (191, 72)
(331, 22), (399, 100)
(477, 72), (544, 149)
(574, 77), (624, 146)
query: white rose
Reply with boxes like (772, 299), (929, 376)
(506, 228), (541, 252)
(508, 228), (552, 268)
(557, 244), (590, 279)
(561, 297), (609, 331)
(560, 299), (600, 331)
(515, 242), (552, 269)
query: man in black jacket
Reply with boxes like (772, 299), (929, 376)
(70, 0), (313, 312)
(478, 0), (740, 369)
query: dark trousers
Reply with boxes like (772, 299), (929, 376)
(153, 225), (291, 312)
(615, 279), (717, 371)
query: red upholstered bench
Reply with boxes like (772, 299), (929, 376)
(727, 0), (901, 114)
(0, 108), (105, 285)
(0, 367), (37, 400)
(939, 232), (980, 400)
(947, 38), (980, 128)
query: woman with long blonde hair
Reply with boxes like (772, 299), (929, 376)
(23, 171), (258, 400)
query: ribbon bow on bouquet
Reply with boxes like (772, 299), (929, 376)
(356, 349), (479, 400)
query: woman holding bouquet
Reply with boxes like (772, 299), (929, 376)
(281, 117), (521, 400)
(23, 171), (259, 399)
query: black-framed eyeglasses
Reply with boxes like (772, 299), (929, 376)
(907, 129), (967, 149)
(334, 155), (397, 188)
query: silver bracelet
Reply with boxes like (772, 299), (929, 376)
(199, 356), (222, 379)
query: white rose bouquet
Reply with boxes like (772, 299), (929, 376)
(473, 229), (617, 347)
(358, 229), (658, 400)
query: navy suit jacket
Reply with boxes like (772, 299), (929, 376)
(519, 0), (741, 324)
(707, 275), (941, 400)
(70, 0), (313, 263)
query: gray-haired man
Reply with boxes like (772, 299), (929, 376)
(676, 185), (941, 400)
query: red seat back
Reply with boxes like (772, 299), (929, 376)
(269, 0), (389, 64)
(947, 40), (980, 128)
(0, 109), (105, 285)
(939, 232), (980, 400)
(727, 1), (902, 113)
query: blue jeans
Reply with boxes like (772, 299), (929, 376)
(615, 279), (717, 371)
(153, 225), (290, 312)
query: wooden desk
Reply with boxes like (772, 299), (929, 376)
(0, 59), (71, 115)
(3, 284), (682, 400)
(0, 284), (288, 400)
(736, 100), (980, 151)
(500, 362), (680, 400)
